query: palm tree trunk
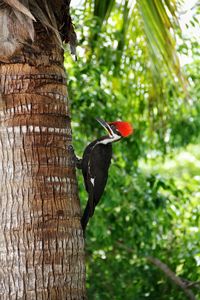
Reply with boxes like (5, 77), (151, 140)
(0, 17), (86, 300)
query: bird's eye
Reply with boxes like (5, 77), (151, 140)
(110, 124), (121, 136)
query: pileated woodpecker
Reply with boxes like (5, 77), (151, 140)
(75, 118), (133, 232)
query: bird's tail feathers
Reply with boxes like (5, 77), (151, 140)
(81, 194), (95, 233)
(81, 202), (90, 233)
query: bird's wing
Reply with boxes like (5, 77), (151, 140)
(88, 144), (112, 206)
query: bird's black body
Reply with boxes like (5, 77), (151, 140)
(74, 117), (133, 233)
(79, 137), (112, 231)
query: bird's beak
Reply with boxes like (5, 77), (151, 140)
(96, 118), (113, 137)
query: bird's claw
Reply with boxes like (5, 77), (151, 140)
(69, 145), (82, 169)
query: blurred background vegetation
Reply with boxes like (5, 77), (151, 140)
(66, 0), (200, 299)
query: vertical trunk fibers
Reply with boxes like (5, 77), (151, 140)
(0, 23), (86, 299)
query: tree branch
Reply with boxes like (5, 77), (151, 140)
(115, 241), (196, 300)
(186, 281), (200, 289)
(147, 256), (196, 300)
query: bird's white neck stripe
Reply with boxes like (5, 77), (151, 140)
(97, 133), (121, 145)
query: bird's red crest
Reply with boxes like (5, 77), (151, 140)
(109, 121), (133, 137)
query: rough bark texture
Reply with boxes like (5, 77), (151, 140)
(0, 18), (86, 300)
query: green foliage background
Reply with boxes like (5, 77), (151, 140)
(66, 1), (200, 299)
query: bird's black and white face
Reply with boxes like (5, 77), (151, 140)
(109, 123), (123, 137)
(96, 118), (122, 143)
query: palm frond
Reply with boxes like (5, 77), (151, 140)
(0, 0), (76, 53)
(136, 0), (184, 84)
(2, 0), (35, 19)
(93, 0), (115, 26)
(84, 0), (184, 85)
(114, 0), (131, 70)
